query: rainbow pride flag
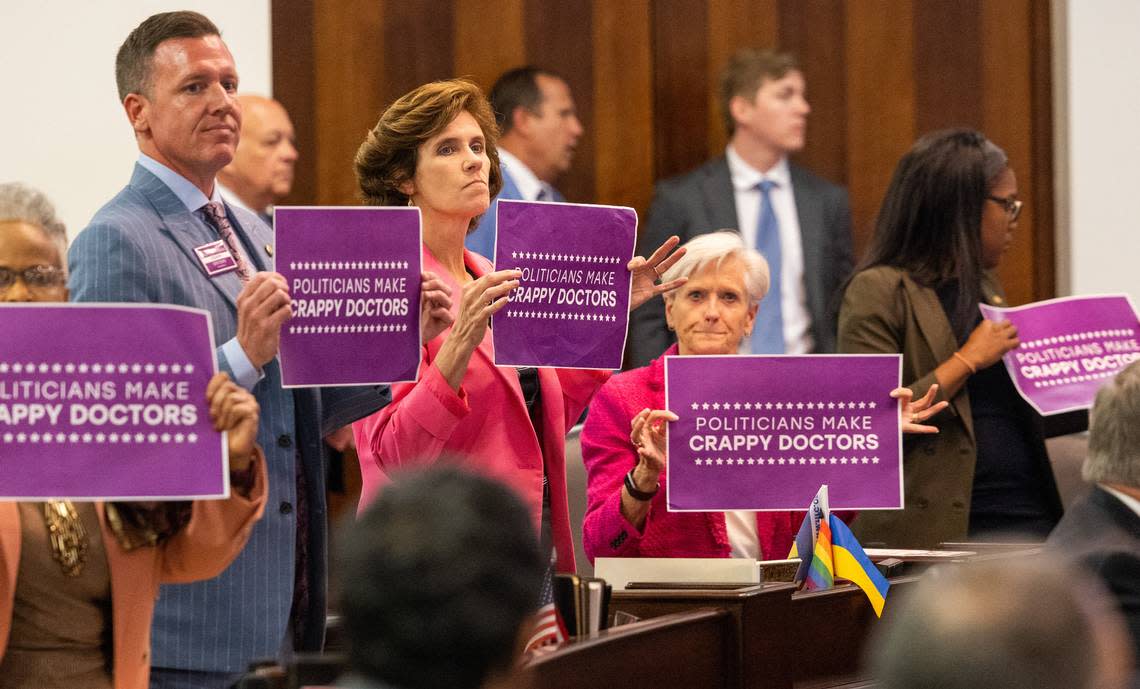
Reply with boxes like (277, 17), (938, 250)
(790, 485), (891, 617)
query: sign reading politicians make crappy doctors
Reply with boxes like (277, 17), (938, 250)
(980, 294), (1140, 415)
(665, 354), (903, 512)
(276, 207), (423, 387)
(0, 304), (225, 500)
(491, 200), (635, 369)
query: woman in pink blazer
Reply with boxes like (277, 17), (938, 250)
(350, 80), (682, 572)
(0, 182), (267, 689)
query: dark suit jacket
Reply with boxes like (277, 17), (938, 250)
(1048, 486), (1140, 660)
(838, 266), (1061, 547)
(627, 156), (852, 367)
(67, 165), (389, 671)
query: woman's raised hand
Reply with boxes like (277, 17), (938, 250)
(449, 269), (520, 348)
(892, 384), (950, 434)
(959, 319), (1019, 371)
(419, 271), (454, 343)
(630, 408), (679, 476)
(206, 372), (259, 470)
(628, 235), (688, 311)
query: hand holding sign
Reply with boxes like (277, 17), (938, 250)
(236, 272), (292, 369)
(436, 269), (521, 391)
(206, 373), (259, 471)
(961, 318), (1019, 371)
(419, 271), (454, 343)
(628, 235), (688, 311)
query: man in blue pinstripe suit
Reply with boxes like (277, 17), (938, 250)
(67, 12), (392, 688)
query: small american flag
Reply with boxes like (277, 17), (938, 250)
(524, 554), (567, 651)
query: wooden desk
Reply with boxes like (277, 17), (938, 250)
(527, 609), (737, 689)
(609, 577), (921, 689)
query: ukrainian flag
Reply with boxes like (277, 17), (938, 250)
(829, 514), (890, 617)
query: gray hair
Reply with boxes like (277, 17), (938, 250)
(660, 231), (770, 306)
(869, 557), (1116, 689)
(1083, 361), (1140, 487)
(0, 183), (68, 261)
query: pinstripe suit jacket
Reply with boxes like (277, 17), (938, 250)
(67, 164), (390, 672)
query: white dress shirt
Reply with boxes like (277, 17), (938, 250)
(498, 148), (557, 202)
(725, 145), (814, 354)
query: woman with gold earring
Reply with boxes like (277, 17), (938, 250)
(0, 183), (268, 689)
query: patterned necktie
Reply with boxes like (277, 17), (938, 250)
(201, 201), (254, 283)
(536, 187), (550, 202)
(750, 179), (785, 353)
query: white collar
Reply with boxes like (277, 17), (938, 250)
(725, 145), (790, 192)
(216, 182), (259, 216)
(498, 148), (550, 201)
(137, 153), (222, 211)
(1100, 484), (1140, 519)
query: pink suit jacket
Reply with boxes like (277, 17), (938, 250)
(0, 454), (267, 689)
(353, 247), (608, 573)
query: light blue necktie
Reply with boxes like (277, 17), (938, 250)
(750, 179), (785, 353)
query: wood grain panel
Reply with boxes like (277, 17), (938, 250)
(705, 0), (780, 157)
(779, 0), (847, 185)
(592, 1), (655, 211)
(276, 0), (1055, 305)
(844, 0), (916, 254)
(313, 0), (386, 205)
(983, 0), (1035, 306)
(453, 0), (526, 92)
(524, 0), (595, 203)
(913, 0), (983, 133)
(271, 0), (316, 204)
(1028, 0), (1055, 302)
(382, 2), (456, 99)
(652, 0), (710, 180)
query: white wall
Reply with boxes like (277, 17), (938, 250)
(0, 1), (270, 240)
(1057, 0), (1140, 300)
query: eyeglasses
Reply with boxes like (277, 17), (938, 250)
(0, 265), (67, 294)
(987, 195), (1023, 222)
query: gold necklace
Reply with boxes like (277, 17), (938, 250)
(42, 500), (89, 577)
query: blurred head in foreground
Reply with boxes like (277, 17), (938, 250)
(868, 556), (1135, 689)
(338, 467), (545, 689)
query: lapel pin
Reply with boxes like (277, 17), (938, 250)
(264, 244), (274, 257)
(992, 296), (1004, 305)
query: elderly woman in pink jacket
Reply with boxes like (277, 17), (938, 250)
(581, 232), (946, 563)
(350, 79), (683, 573)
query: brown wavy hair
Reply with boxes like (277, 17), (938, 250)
(355, 78), (503, 231)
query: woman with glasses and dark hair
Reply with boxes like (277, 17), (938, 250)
(837, 129), (1062, 549)
(0, 183), (268, 689)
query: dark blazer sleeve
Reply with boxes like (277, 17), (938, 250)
(627, 183), (687, 369)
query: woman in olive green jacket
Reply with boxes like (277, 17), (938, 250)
(838, 130), (1062, 548)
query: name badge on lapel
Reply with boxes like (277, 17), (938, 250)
(194, 240), (239, 277)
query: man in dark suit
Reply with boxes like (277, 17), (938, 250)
(628, 49), (852, 367)
(1048, 361), (1140, 661)
(67, 12), (390, 688)
(465, 66), (582, 258)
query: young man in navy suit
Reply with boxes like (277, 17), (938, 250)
(628, 49), (852, 367)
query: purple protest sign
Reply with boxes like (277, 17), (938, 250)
(491, 200), (635, 369)
(664, 354), (903, 511)
(0, 304), (224, 500)
(276, 207), (423, 387)
(979, 294), (1140, 415)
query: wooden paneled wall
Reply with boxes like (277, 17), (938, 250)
(272, 0), (1054, 305)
